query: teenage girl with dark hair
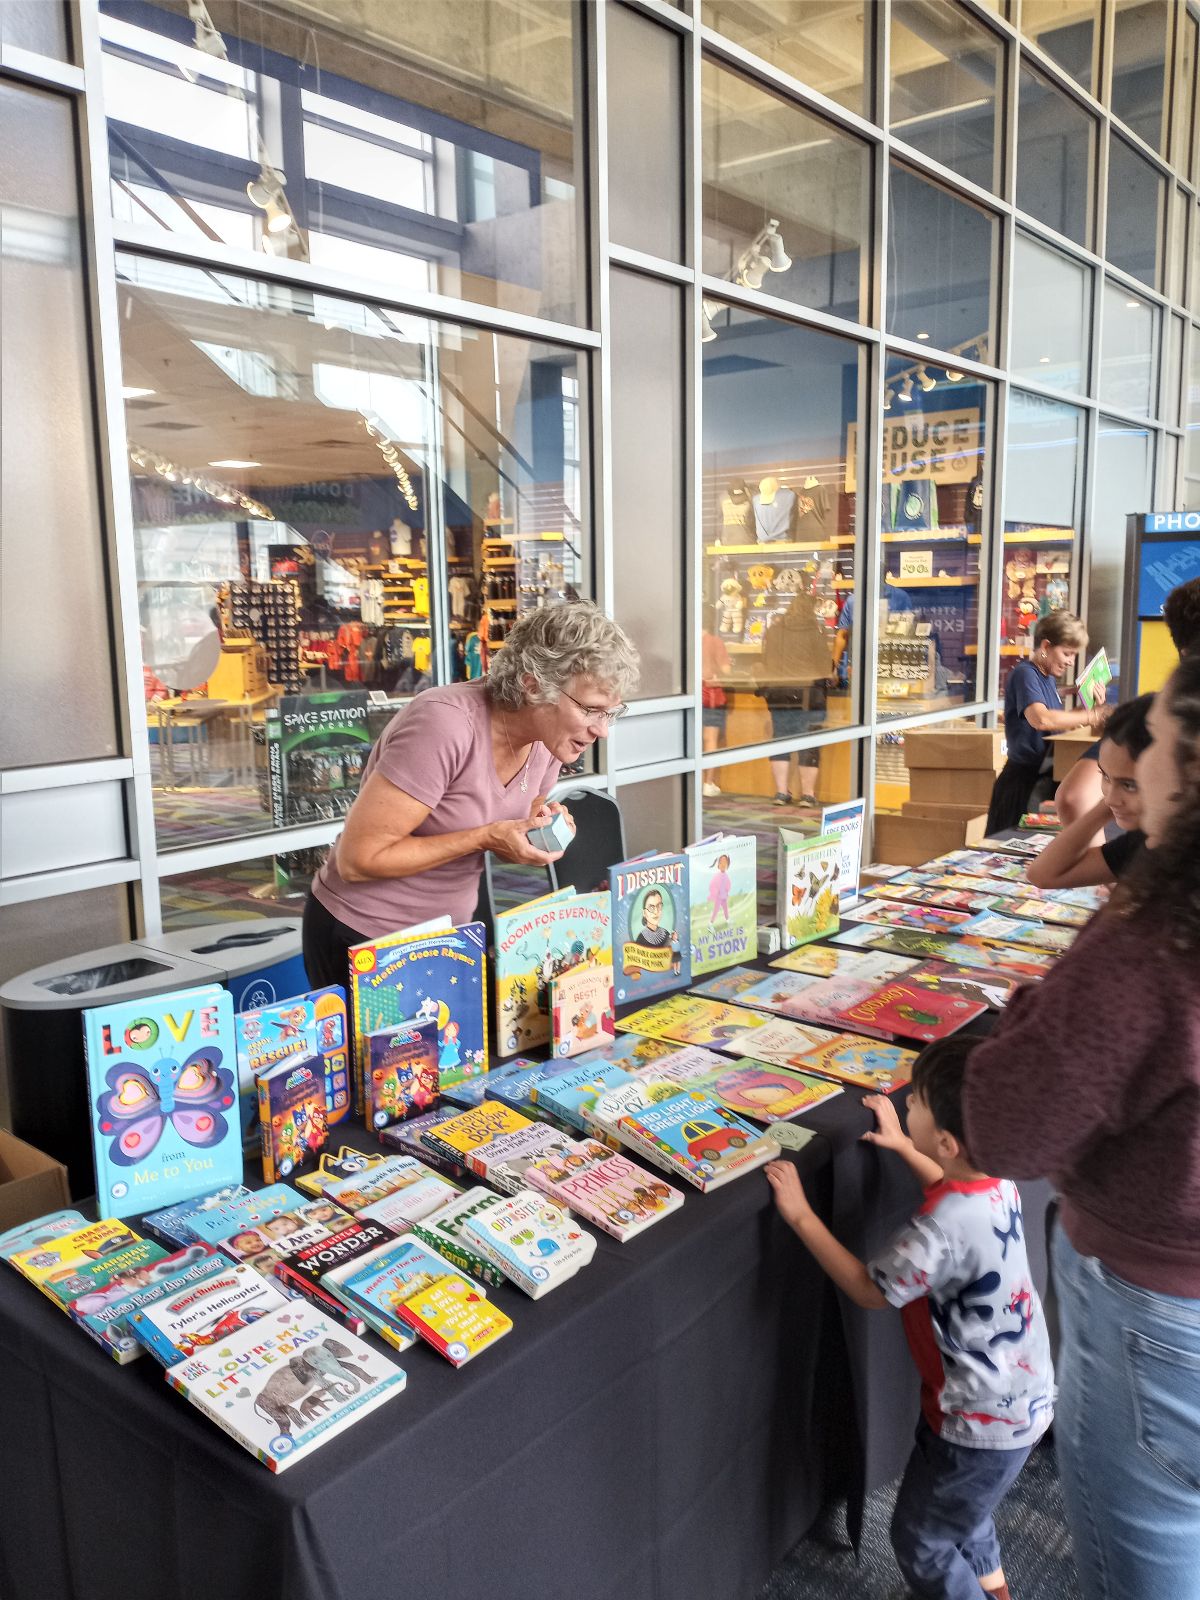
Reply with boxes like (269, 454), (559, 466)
(964, 654), (1200, 1600)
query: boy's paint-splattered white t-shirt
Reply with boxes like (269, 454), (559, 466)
(868, 1176), (1054, 1450)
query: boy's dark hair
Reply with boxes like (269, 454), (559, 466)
(910, 1035), (977, 1159)
(1101, 693), (1153, 759)
(1163, 576), (1200, 657)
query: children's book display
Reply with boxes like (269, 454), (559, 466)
(525, 1138), (685, 1242)
(0, 1209), (89, 1261)
(837, 981), (986, 1044)
(720, 1015), (839, 1069)
(380, 1108), (470, 1178)
(690, 965), (771, 1002)
(955, 911), (1077, 954)
(610, 849), (691, 1001)
(349, 922), (487, 1092)
(275, 1218), (398, 1327)
(71, 1242), (223, 1363)
(550, 962), (616, 1058)
(687, 832), (757, 974)
(615, 1091), (781, 1192)
(419, 1101), (536, 1169)
(465, 1121), (579, 1196)
(130, 1257), (291, 1364)
(900, 960), (1023, 1009)
(769, 945), (919, 982)
(410, 1187), (511, 1289)
(460, 1188), (597, 1297)
(831, 922), (1054, 978)
(493, 888), (611, 1055)
(583, 1048), (730, 1144)
(762, 975), (884, 1030)
(142, 1184), (253, 1248)
(165, 1302), (406, 1472)
(83, 986), (241, 1221)
(294, 1146), (387, 1199)
(776, 829), (841, 949)
(361, 1018), (440, 1132)
(978, 832), (1056, 856)
(234, 986), (350, 1149)
(845, 901), (973, 934)
(257, 1053), (330, 1184)
(532, 1058), (645, 1133)
(614, 994), (772, 1049)
(795, 1035), (918, 1094)
(686, 1060), (843, 1123)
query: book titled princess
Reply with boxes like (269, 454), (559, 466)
(525, 1138), (685, 1243)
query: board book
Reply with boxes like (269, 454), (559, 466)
(212, 1195), (355, 1285)
(256, 1053), (330, 1185)
(838, 981), (987, 1043)
(9, 1218), (141, 1302)
(794, 1034), (918, 1093)
(361, 1018), (440, 1132)
(532, 1058), (642, 1133)
(356, 1170), (460, 1232)
(493, 888), (612, 1055)
(272, 1217), (397, 1330)
(418, 1101), (535, 1168)
(83, 984), (241, 1220)
(380, 1108), (471, 1178)
(333, 1234), (512, 1363)
(768, 944), (918, 982)
(682, 1059), (842, 1123)
(689, 965), (770, 1002)
(164, 1302), (406, 1472)
(776, 830), (841, 950)
(687, 831), (757, 975)
(615, 1090), (780, 1192)
(294, 1146), (388, 1199)
(465, 1122), (580, 1196)
(613, 993), (771, 1050)
(0, 1209), (88, 1262)
(142, 1184), (254, 1248)
(322, 1154), (445, 1217)
(233, 985), (350, 1149)
(70, 1242), (222, 1363)
(525, 1138), (685, 1242)
(349, 921), (487, 1092)
(550, 961), (616, 1059)
(129, 1257), (290, 1364)
(461, 1187), (596, 1298)
(410, 1187), (509, 1289)
(483, 1061), (574, 1123)
(46, 1233), (167, 1318)
(572, 1033), (680, 1070)
(439, 1057), (536, 1110)
(610, 849), (691, 1003)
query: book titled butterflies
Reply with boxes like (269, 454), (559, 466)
(83, 984), (242, 1220)
(776, 830), (841, 950)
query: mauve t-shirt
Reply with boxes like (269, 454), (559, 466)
(313, 681), (560, 939)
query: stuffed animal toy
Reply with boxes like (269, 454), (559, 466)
(717, 577), (745, 637)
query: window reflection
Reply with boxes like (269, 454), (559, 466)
(889, 0), (1001, 192)
(101, 0), (582, 325)
(1016, 62), (1095, 249)
(887, 164), (997, 356)
(1099, 281), (1159, 419)
(877, 353), (993, 718)
(117, 253), (584, 849)
(1020, 0), (1099, 92)
(1111, 0), (1170, 154)
(1106, 136), (1164, 292)
(1009, 232), (1090, 395)
(700, 0), (871, 118)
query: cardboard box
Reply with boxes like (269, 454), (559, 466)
(0, 1128), (70, 1234)
(907, 765), (997, 808)
(1049, 731), (1098, 782)
(903, 727), (1007, 772)
(873, 810), (989, 867)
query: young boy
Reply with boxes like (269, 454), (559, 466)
(767, 1036), (1053, 1600)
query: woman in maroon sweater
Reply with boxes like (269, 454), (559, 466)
(964, 656), (1200, 1600)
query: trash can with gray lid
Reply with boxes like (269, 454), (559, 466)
(136, 917), (306, 1014)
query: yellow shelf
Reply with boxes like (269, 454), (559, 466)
(883, 532), (982, 545)
(887, 574), (979, 587)
(1004, 529), (1075, 544)
(707, 537), (854, 554)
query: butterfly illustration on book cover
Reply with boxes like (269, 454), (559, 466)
(96, 1049), (236, 1165)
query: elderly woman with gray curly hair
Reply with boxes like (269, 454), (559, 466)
(302, 600), (641, 989)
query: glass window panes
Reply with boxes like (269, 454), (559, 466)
(1099, 280), (1159, 418)
(701, 58), (870, 325)
(1193, 207), (1200, 312)
(877, 354), (992, 718)
(1165, 314), (1185, 429)
(1188, 334), (1200, 476)
(1168, 187), (1189, 307)
(1016, 62), (1095, 248)
(1001, 392), (1084, 680)
(1010, 233), (1090, 394)
(1089, 419), (1154, 684)
(1105, 135), (1165, 292)
(1020, 0), (1099, 91)
(606, 4), (683, 262)
(101, 0), (583, 326)
(1110, 0), (1170, 154)
(0, 0), (70, 58)
(1173, 11), (1198, 178)
(1, 84), (118, 769)
(702, 308), (864, 754)
(700, 0), (871, 118)
(610, 271), (684, 700)
(887, 165), (998, 358)
(889, 0), (1002, 192)
(115, 252), (584, 850)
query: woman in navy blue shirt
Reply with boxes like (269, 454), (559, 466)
(986, 612), (1110, 833)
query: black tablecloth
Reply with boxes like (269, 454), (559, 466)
(0, 945), (1053, 1600)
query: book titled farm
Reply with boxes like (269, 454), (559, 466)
(129, 1258), (290, 1365)
(461, 1188), (596, 1298)
(838, 981), (986, 1043)
(686, 1060), (843, 1123)
(349, 922), (488, 1093)
(410, 1187), (509, 1289)
(164, 1303), (405, 1472)
(493, 889), (612, 1056)
(550, 962), (615, 1059)
(611, 850), (690, 1002)
(234, 986), (350, 1150)
(686, 832), (757, 975)
(776, 830), (841, 950)
(525, 1138), (685, 1243)
(362, 1019), (440, 1132)
(256, 1054), (329, 1185)
(616, 1091), (780, 1192)
(614, 993), (771, 1050)
(795, 1035), (919, 1094)
(83, 984), (241, 1220)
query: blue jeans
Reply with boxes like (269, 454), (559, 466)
(1053, 1222), (1200, 1600)
(890, 1420), (1031, 1598)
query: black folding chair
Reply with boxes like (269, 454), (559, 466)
(548, 788), (627, 894)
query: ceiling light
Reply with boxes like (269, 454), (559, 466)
(898, 376), (914, 403)
(917, 366), (936, 392)
(701, 301), (718, 343)
(1125, 298), (1140, 308)
(209, 459), (260, 469)
(916, 331), (930, 341)
(737, 249), (769, 291)
(944, 367), (963, 382)
(1039, 355), (1050, 364)
(883, 388), (893, 411)
(763, 218), (791, 273)
(247, 166), (296, 238)
(122, 386), (155, 399)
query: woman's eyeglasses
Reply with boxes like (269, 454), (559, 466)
(559, 689), (628, 727)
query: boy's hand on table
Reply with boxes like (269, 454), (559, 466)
(766, 1159), (814, 1230)
(860, 1093), (909, 1154)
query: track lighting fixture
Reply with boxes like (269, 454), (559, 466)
(898, 376), (914, 403)
(917, 366), (936, 392)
